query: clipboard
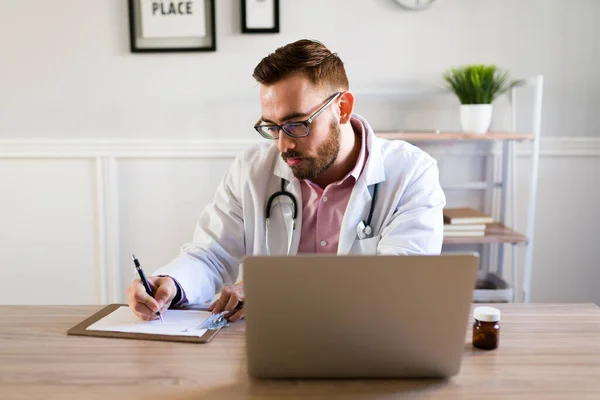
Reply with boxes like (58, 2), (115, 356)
(67, 304), (222, 344)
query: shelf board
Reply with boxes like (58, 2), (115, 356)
(443, 223), (528, 245)
(376, 132), (533, 141)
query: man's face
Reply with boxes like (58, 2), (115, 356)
(258, 75), (341, 181)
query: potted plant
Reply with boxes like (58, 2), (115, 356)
(443, 65), (515, 134)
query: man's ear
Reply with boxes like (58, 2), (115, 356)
(338, 91), (355, 124)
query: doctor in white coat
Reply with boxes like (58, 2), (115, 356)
(126, 39), (446, 322)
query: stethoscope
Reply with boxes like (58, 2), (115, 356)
(265, 178), (379, 255)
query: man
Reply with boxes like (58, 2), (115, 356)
(126, 39), (445, 322)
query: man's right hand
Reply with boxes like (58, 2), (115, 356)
(126, 276), (177, 321)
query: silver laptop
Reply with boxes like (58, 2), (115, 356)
(243, 253), (479, 379)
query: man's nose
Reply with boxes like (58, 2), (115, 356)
(277, 130), (296, 153)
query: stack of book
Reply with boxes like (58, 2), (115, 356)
(443, 207), (494, 237)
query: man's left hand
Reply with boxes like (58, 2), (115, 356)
(209, 282), (245, 322)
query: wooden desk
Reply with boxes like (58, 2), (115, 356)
(1, 304), (600, 399)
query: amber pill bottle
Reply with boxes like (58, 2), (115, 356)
(472, 306), (501, 350)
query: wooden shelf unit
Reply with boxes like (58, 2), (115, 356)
(372, 76), (543, 303)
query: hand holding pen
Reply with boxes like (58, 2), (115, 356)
(127, 255), (177, 322)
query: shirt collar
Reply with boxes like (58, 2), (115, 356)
(346, 115), (368, 181)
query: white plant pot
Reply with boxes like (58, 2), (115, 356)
(460, 104), (493, 134)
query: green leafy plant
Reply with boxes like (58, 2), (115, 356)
(443, 65), (515, 104)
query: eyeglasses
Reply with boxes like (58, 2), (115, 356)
(254, 92), (342, 140)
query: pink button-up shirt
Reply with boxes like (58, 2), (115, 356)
(297, 118), (368, 253)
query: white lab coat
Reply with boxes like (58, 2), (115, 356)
(153, 114), (446, 304)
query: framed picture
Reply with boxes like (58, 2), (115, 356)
(241, 0), (280, 34)
(128, 0), (216, 52)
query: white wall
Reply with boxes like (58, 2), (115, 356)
(1, 0), (599, 139)
(1, 0), (599, 305)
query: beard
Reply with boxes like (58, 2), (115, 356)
(282, 119), (341, 181)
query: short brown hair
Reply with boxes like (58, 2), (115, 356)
(253, 39), (349, 91)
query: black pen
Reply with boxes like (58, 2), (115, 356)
(132, 254), (164, 323)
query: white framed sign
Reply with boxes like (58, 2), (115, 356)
(128, 0), (216, 52)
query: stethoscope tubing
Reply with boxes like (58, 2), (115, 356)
(265, 178), (378, 255)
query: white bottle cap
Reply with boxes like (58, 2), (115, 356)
(474, 306), (501, 322)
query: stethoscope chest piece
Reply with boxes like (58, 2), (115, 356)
(356, 220), (373, 240)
